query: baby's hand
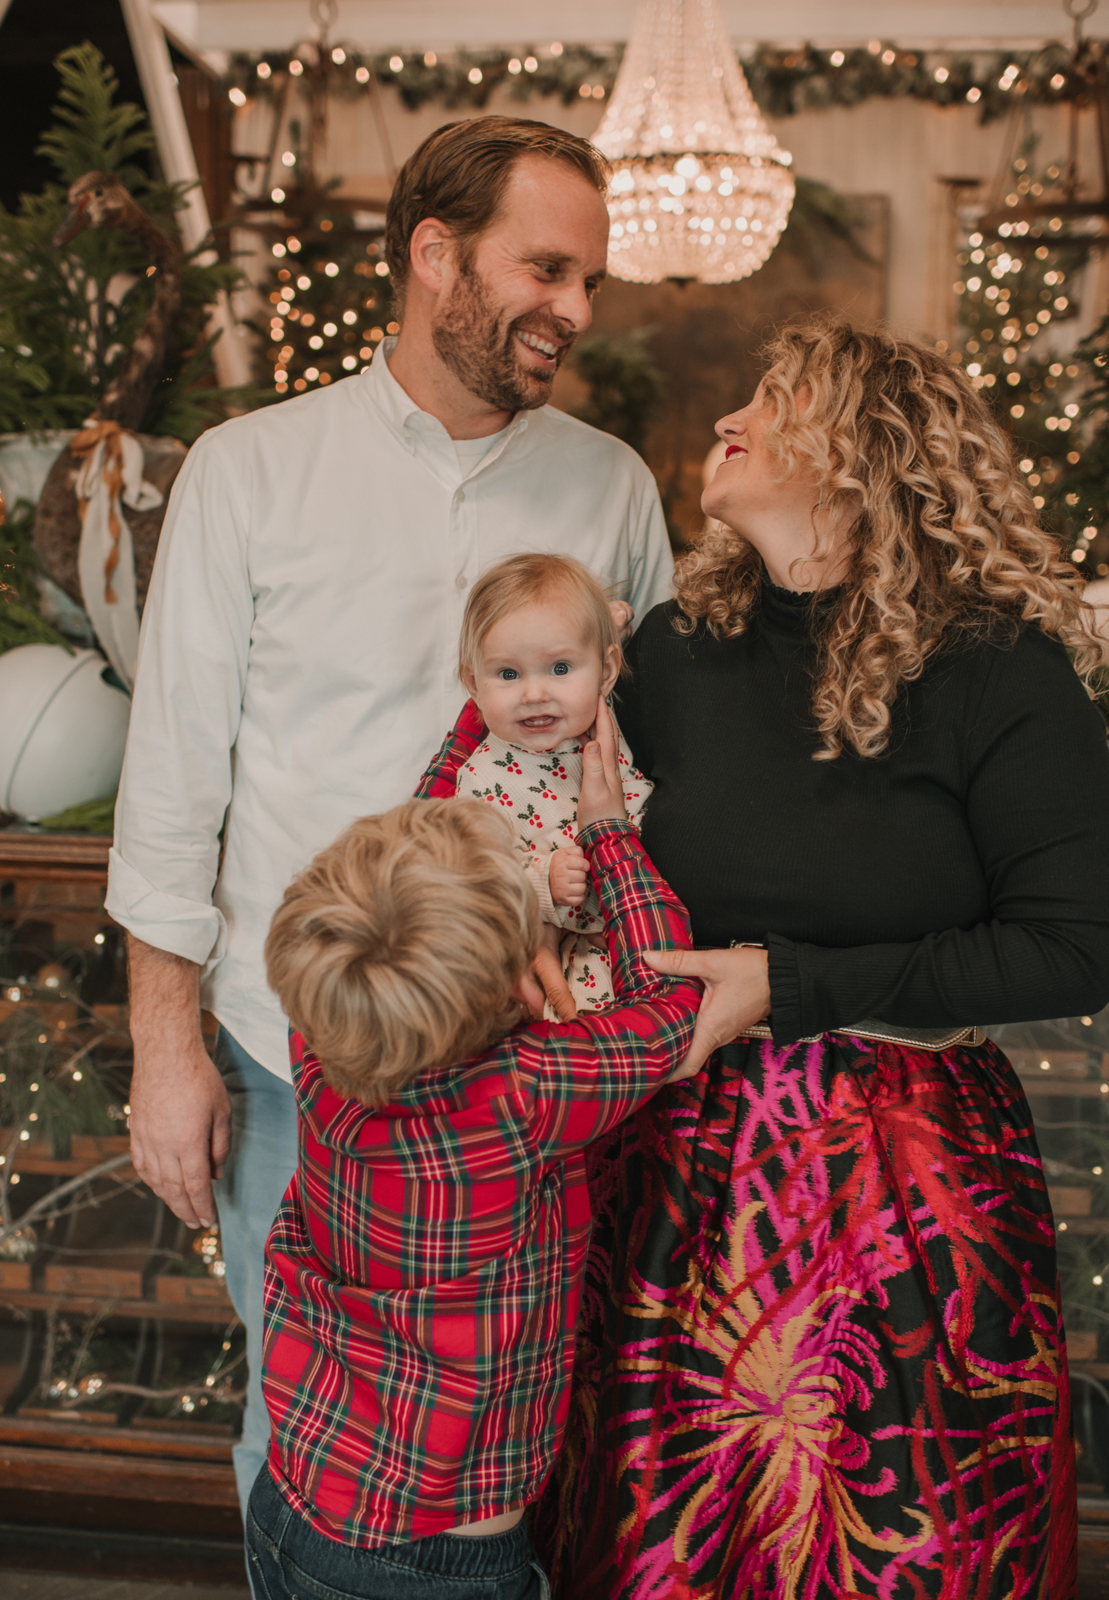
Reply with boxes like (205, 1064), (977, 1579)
(549, 845), (590, 906)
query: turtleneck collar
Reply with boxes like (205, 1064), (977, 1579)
(758, 568), (842, 632)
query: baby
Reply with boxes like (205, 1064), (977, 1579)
(450, 553), (652, 1014)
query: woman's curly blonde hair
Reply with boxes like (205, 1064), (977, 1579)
(675, 316), (1101, 760)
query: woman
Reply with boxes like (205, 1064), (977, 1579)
(531, 320), (1109, 1598)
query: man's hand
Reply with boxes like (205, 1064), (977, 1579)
(548, 845), (589, 907)
(577, 696), (628, 829)
(515, 923), (576, 1021)
(127, 936), (231, 1230)
(608, 600), (635, 643)
(645, 946), (771, 1079)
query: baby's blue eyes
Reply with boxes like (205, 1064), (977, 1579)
(495, 663), (572, 680)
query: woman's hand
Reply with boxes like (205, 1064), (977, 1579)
(578, 696), (628, 829)
(549, 845), (589, 906)
(645, 946), (771, 1078)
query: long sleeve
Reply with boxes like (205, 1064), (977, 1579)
(105, 432), (253, 966)
(768, 629), (1109, 1041)
(415, 699), (486, 798)
(509, 822), (701, 1162)
(524, 849), (562, 922)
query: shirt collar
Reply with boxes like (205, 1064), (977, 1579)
(360, 337), (531, 463)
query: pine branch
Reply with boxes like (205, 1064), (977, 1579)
(36, 43), (154, 184)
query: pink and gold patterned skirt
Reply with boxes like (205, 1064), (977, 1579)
(533, 1033), (1075, 1599)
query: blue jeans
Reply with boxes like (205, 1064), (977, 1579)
(212, 1026), (300, 1516)
(247, 1465), (550, 1600)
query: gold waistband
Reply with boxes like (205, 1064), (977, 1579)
(738, 1021), (985, 1052)
(699, 945), (984, 1053)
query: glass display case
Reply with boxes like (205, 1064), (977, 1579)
(0, 830), (245, 1583)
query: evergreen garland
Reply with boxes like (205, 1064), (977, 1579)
(222, 40), (1085, 124)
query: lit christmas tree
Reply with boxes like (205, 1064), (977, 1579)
(948, 151), (1106, 574)
(255, 220), (396, 396)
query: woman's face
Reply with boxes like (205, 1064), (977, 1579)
(701, 379), (815, 532)
(701, 376), (850, 591)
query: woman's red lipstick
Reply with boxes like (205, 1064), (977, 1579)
(725, 445), (745, 460)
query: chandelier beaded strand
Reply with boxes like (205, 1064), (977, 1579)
(593, 0), (794, 283)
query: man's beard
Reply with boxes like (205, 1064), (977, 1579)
(431, 257), (573, 414)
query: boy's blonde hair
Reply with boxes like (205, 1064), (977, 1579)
(265, 798), (540, 1107)
(458, 553), (625, 680)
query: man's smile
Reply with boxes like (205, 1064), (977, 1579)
(515, 329), (562, 367)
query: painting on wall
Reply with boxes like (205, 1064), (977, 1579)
(552, 194), (889, 542)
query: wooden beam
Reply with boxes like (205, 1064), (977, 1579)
(0, 1442), (238, 1505)
(0, 1415), (232, 1464)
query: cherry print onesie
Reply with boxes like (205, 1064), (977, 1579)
(456, 729), (652, 1015)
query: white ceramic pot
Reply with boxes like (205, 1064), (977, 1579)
(0, 644), (130, 821)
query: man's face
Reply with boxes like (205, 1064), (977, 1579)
(431, 155), (610, 413)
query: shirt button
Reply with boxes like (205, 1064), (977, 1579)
(455, 489), (466, 504)
(456, 574), (468, 590)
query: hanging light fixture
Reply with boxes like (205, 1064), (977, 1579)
(593, 0), (794, 284)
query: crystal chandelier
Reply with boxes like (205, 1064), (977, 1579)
(592, 0), (795, 284)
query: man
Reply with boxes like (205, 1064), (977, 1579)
(106, 115), (673, 1512)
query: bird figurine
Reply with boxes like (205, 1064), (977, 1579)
(32, 171), (189, 641)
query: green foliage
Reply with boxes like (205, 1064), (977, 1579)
(255, 226), (394, 397)
(742, 42), (1074, 123)
(569, 329), (665, 460)
(38, 794), (116, 835)
(778, 177), (874, 277)
(0, 43), (257, 443)
(39, 40), (155, 186)
(224, 41), (1083, 124)
(951, 145), (1109, 573)
(0, 499), (71, 653)
(0, 1007), (116, 1160)
(1046, 317), (1109, 550)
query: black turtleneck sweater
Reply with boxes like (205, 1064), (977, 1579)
(619, 583), (1109, 1045)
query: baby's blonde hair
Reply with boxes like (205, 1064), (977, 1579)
(265, 798), (539, 1107)
(458, 553), (624, 680)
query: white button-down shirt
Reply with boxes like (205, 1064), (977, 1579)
(106, 344), (674, 1078)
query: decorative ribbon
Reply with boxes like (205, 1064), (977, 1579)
(70, 419), (164, 693)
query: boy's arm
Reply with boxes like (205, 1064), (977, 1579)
(507, 820), (702, 1162)
(414, 698), (486, 798)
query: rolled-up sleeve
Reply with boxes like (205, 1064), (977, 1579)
(105, 431), (253, 967)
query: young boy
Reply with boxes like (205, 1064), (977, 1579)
(248, 702), (703, 1599)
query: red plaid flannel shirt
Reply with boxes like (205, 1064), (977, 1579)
(262, 703), (699, 1546)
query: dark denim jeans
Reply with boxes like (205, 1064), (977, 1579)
(247, 1466), (550, 1600)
